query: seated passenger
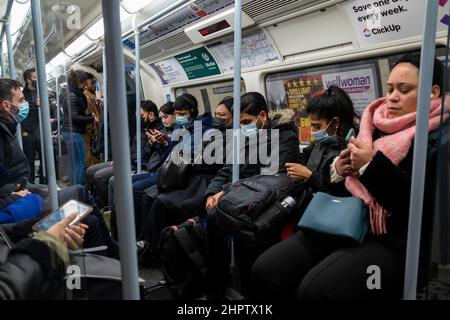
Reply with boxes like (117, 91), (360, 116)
(0, 212), (86, 299)
(285, 86), (358, 213)
(130, 94), (212, 233)
(251, 53), (449, 300)
(204, 92), (302, 299)
(0, 78), (118, 258)
(104, 102), (176, 239)
(138, 97), (233, 262)
(85, 99), (164, 207)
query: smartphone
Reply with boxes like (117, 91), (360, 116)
(32, 200), (93, 232)
(345, 128), (356, 144)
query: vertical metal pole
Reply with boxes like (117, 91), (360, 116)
(56, 76), (62, 157)
(102, 0), (140, 300)
(134, 29), (142, 174)
(5, 23), (23, 149)
(30, 0), (58, 210)
(5, 24), (15, 80)
(102, 47), (109, 162)
(229, 0), (242, 292)
(232, 0), (242, 183)
(36, 81), (47, 179)
(0, 41), (6, 78)
(403, 0), (439, 300)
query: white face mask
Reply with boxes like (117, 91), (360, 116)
(240, 113), (261, 137)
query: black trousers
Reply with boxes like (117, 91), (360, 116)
(205, 209), (278, 300)
(85, 162), (114, 208)
(251, 231), (405, 300)
(22, 131), (43, 184)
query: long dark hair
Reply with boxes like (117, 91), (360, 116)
(307, 85), (357, 145)
(241, 92), (268, 116)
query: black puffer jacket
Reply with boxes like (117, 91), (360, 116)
(0, 223), (65, 299)
(0, 121), (30, 185)
(61, 87), (94, 134)
(21, 86), (40, 135)
(205, 109), (301, 196)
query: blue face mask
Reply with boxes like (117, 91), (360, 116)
(240, 113), (261, 137)
(311, 120), (338, 143)
(175, 115), (190, 127)
(15, 102), (30, 123)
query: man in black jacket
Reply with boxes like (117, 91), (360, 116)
(0, 79), (120, 258)
(21, 68), (43, 184)
(0, 79), (30, 186)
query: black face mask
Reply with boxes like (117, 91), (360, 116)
(212, 117), (227, 129)
(31, 80), (37, 89)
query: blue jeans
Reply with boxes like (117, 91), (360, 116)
(62, 132), (86, 185)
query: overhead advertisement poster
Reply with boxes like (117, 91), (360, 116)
(175, 47), (221, 80)
(150, 58), (189, 85)
(207, 29), (280, 74)
(340, 0), (449, 47)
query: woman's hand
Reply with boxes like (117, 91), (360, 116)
(205, 191), (224, 210)
(335, 148), (354, 177)
(347, 137), (376, 172)
(153, 130), (168, 145)
(285, 163), (312, 181)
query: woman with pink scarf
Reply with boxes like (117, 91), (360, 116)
(251, 53), (449, 299)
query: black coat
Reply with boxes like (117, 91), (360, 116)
(130, 117), (165, 164)
(205, 109), (301, 197)
(61, 87), (94, 134)
(0, 223), (65, 299)
(300, 140), (349, 196)
(21, 86), (40, 135)
(0, 121), (30, 185)
(359, 125), (449, 279)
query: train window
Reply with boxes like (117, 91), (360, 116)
(174, 79), (246, 115)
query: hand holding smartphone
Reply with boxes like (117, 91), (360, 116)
(33, 200), (93, 232)
(345, 128), (356, 145)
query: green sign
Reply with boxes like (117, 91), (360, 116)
(175, 47), (221, 80)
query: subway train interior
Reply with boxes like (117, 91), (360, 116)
(0, 0), (449, 303)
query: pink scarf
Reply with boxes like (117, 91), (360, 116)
(345, 96), (450, 235)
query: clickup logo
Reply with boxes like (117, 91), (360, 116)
(363, 27), (371, 37)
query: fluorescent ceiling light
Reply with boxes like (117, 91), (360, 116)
(65, 35), (93, 57)
(121, 0), (154, 13)
(10, 1), (30, 35)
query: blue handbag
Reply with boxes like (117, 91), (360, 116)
(297, 192), (369, 245)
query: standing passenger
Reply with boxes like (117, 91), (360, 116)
(61, 70), (98, 185)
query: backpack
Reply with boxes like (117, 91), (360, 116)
(157, 217), (207, 299)
(215, 174), (298, 248)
